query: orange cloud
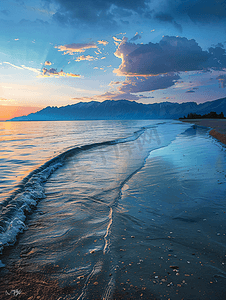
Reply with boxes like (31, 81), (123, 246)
(113, 36), (122, 42)
(108, 81), (122, 86)
(45, 61), (52, 66)
(97, 40), (109, 46)
(75, 55), (97, 62)
(0, 105), (41, 121)
(55, 43), (97, 55)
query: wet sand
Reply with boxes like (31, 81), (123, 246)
(180, 119), (226, 145)
(0, 267), (76, 300)
(114, 126), (226, 300)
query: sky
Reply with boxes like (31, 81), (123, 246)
(0, 0), (226, 120)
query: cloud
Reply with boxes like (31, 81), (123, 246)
(114, 36), (226, 76)
(113, 36), (123, 46)
(109, 81), (122, 86)
(118, 73), (181, 93)
(111, 7), (133, 18)
(46, 0), (148, 27)
(82, 74), (180, 103)
(15, 0), (226, 31)
(70, 74), (181, 103)
(3, 62), (24, 70)
(40, 67), (80, 77)
(185, 87), (199, 93)
(113, 36), (122, 42)
(1, 10), (10, 16)
(55, 43), (97, 55)
(217, 74), (226, 88)
(154, 12), (182, 32)
(3, 62), (41, 73)
(130, 32), (142, 42)
(147, 0), (226, 28)
(139, 95), (154, 99)
(75, 55), (97, 62)
(26, 6), (54, 16)
(168, 0), (226, 23)
(206, 46), (226, 69)
(71, 91), (139, 102)
(45, 61), (52, 66)
(19, 18), (50, 27)
(21, 65), (40, 74)
(71, 91), (157, 103)
(21, 65), (41, 74)
(98, 40), (109, 46)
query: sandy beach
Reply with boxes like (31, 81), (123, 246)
(180, 119), (226, 145)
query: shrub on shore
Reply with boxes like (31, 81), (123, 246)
(179, 111), (225, 119)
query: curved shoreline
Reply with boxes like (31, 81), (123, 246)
(180, 119), (226, 145)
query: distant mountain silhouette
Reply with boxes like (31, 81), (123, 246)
(9, 98), (226, 121)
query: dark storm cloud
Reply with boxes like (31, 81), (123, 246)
(214, 43), (224, 48)
(206, 46), (226, 69)
(44, 0), (149, 26)
(114, 36), (226, 76)
(119, 73), (180, 93)
(163, 0), (226, 23)
(44, 0), (226, 28)
(111, 7), (133, 18)
(154, 12), (182, 32)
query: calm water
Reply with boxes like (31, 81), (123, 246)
(0, 120), (226, 299)
(0, 120), (153, 201)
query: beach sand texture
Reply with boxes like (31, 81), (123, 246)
(181, 119), (226, 145)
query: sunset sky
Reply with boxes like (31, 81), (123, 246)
(0, 0), (226, 120)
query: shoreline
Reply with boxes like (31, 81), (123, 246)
(180, 119), (226, 145)
(1, 120), (226, 299)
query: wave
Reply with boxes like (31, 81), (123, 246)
(0, 125), (156, 266)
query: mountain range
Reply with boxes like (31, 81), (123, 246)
(10, 97), (226, 121)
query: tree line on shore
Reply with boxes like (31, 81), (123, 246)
(179, 111), (225, 119)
